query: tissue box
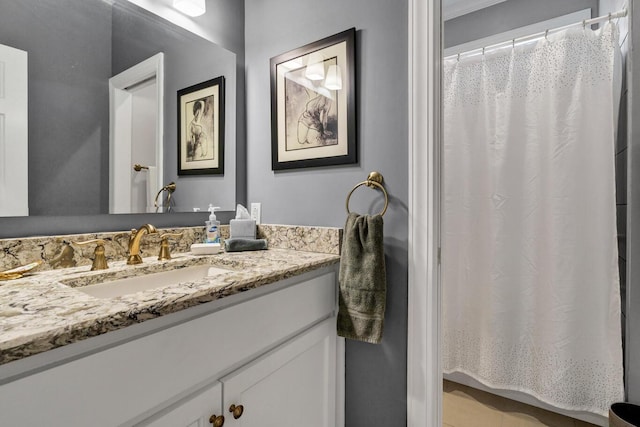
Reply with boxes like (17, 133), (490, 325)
(229, 219), (256, 239)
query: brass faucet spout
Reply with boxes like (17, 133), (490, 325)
(127, 224), (158, 265)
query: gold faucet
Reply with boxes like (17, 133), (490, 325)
(158, 232), (183, 261)
(127, 224), (158, 265)
(73, 239), (109, 270)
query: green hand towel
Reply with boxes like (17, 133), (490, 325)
(337, 213), (387, 344)
(224, 238), (268, 252)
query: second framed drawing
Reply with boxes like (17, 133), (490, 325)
(270, 28), (356, 170)
(177, 76), (225, 176)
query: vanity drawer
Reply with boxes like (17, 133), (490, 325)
(0, 268), (337, 427)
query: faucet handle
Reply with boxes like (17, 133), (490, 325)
(111, 232), (129, 240)
(72, 239), (109, 271)
(158, 233), (183, 261)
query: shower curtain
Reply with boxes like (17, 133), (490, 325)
(442, 22), (624, 416)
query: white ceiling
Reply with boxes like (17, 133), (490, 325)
(443, 0), (509, 20)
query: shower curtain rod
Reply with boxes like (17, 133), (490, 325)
(445, 8), (627, 60)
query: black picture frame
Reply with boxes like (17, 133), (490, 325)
(270, 28), (356, 170)
(177, 76), (225, 175)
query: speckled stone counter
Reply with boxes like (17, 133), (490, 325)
(0, 224), (341, 366)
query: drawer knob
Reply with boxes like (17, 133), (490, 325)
(209, 414), (225, 426)
(229, 404), (244, 419)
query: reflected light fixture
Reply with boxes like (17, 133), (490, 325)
(324, 65), (342, 90)
(173, 0), (206, 17)
(281, 57), (304, 70)
(305, 52), (325, 81)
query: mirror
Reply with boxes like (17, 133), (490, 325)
(0, 0), (237, 217)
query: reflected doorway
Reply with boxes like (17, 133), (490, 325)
(109, 52), (164, 214)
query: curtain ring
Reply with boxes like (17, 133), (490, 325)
(457, 53), (460, 62)
(482, 47), (485, 55)
(609, 12), (612, 22)
(582, 19), (587, 29)
(544, 29), (549, 40)
(512, 39), (515, 49)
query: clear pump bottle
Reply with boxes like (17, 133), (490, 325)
(206, 204), (221, 244)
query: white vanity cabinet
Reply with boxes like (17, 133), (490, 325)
(219, 319), (336, 427)
(147, 318), (336, 427)
(0, 268), (342, 427)
(144, 382), (224, 427)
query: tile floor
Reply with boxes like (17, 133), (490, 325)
(443, 381), (599, 427)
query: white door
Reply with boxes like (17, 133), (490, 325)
(130, 77), (158, 213)
(109, 53), (164, 214)
(143, 382), (223, 427)
(220, 318), (337, 427)
(0, 43), (28, 216)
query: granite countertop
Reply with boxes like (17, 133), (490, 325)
(0, 248), (340, 366)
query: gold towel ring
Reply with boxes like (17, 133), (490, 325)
(345, 171), (389, 216)
(154, 182), (176, 208)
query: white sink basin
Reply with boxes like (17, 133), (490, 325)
(73, 265), (232, 299)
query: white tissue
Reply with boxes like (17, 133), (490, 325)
(235, 204), (251, 219)
(231, 203), (256, 238)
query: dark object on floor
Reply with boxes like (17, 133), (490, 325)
(611, 402), (640, 427)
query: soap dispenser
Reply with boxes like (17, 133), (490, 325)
(206, 204), (221, 244)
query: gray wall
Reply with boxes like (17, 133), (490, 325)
(445, 0), (599, 48)
(199, 0), (245, 56)
(112, 1), (237, 211)
(245, 0), (408, 425)
(0, 0), (112, 215)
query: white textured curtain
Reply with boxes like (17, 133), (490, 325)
(442, 22), (624, 416)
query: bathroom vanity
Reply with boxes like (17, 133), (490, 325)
(0, 225), (343, 426)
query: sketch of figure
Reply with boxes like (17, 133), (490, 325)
(186, 96), (215, 162)
(190, 100), (207, 159)
(283, 60), (339, 151)
(297, 94), (333, 144)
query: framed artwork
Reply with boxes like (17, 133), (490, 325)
(177, 76), (225, 175)
(270, 28), (356, 170)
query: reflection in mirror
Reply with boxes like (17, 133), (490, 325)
(109, 52), (165, 214)
(0, 0), (236, 217)
(441, 0), (628, 425)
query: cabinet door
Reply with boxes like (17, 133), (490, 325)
(142, 381), (223, 427)
(220, 318), (337, 427)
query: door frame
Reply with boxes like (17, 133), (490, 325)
(407, 0), (442, 426)
(0, 43), (28, 217)
(109, 52), (164, 214)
